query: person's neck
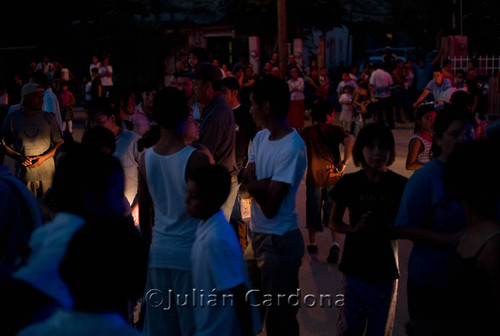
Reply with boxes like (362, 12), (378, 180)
(417, 130), (432, 140)
(154, 129), (186, 155)
(230, 101), (240, 109)
(265, 118), (293, 140)
(364, 166), (387, 182)
(111, 124), (122, 137)
(204, 91), (220, 105)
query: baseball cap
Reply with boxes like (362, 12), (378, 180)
(188, 62), (222, 87)
(21, 83), (44, 104)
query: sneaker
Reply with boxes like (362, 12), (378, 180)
(327, 244), (339, 263)
(307, 244), (318, 254)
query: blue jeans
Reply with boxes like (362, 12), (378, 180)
(339, 274), (395, 336)
(244, 229), (304, 336)
(394, 87), (413, 121)
(306, 186), (334, 232)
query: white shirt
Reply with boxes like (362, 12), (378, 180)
(89, 62), (101, 77)
(114, 129), (141, 207)
(369, 69), (394, 98)
(191, 210), (262, 336)
(99, 65), (113, 87)
(288, 77), (305, 101)
(145, 146), (200, 270)
(248, 129), (307, 235)
(43, 88), (63, 132)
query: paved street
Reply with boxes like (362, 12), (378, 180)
(5, 107), (417, 336)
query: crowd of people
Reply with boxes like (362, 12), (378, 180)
(0, 45), (499, 336)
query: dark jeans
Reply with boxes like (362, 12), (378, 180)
(244, 229), (304, 336)
(394, 87), (414, 121)
(375, 96), (395, 129)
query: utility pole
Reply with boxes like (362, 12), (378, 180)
(277, 0), (287, 78)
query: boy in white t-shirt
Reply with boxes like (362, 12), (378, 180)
(239, 76), (307, 336)
(186, 164), (262, 336)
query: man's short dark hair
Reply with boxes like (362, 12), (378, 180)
(221, 76), (240, 92)
(52, 143), (124, 217)
(86, 97), (115, 119)
(449, 90), (474, 111)
(81, 126), (116, 154)
(251, 76), (290, 119)
(432, 65), (443, 73)
(188, 47), (209, 63)
(187, 164), (231, 209)
(352, 123), (396, 167)
(444, 138), (500, 219)
(190, 62), (222, 91)
(442, 59), (452, 67)
(311, 99), (333, 123)
(60, 215), (148, 313)
(153, 87), (189, 130)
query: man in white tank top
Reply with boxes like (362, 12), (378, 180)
(138, 87), (210, 335)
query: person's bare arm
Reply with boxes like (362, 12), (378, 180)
(405, 138), (425, 170)
(431, 46), (443, 65)
(329, 201), (359, 234)
(186, 150), (212, 178)
(336, 135), (353, 173)
(29, 139), (64, 168)
(239, 162), (290, 218)
(1, 144), (32, 166)
(197, 143), (215, 165)
(138, 151), (154, 246)
(413, 88), (431, 107)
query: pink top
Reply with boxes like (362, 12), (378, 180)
(58, 91), (74, 108)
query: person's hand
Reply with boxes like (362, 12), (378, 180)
(132, 204), (140, 226)
(412, 102), (419, 108)
(353, 211), (374, 233)
(19, 155), (32, 167)
(28, 155), (47, 168)
(335, 162), (346, 173)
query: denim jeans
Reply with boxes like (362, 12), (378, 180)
(306, 186), (334, 232)
(339, 274), (395, 336)
(244, 229), (304, 336)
